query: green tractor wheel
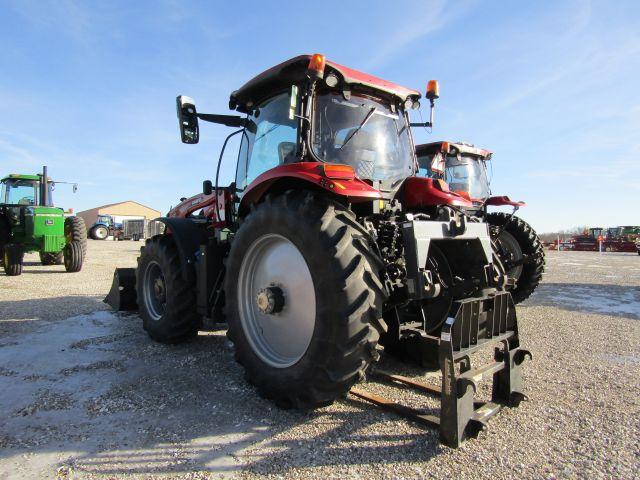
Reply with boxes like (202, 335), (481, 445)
(65, 216), (87, 256)
(40, 251), (64, 265)
(64, 241), (83, 272)
(3, 244), (24, 276)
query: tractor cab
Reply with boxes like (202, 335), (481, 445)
(415, 141), (492, 202)
(176, 54), (437, 209)
(97, 214), (114, 227)
(1, 174), (53, 207)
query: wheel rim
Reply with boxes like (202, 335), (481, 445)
(143, 260), (167, 321)
(237, 234), (316, 368)
(496, 230), (524, 280)
(96, 227), (108, 239)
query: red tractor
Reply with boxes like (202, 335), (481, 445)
(415, 141), (545, 304)
(107, 54), (531, 447)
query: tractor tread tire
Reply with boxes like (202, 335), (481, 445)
(138, 235), (201, 344)
(487, 212), (545, 304)
(225, 190), (387, 410)
(3, 244), (23, 276)
(64, 241), (84, 272)
(40, 251), (64, 265)
(66, 216), (87, 256)
(90, 226), (109, 240)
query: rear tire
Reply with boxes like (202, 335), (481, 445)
(3, 244), (23, 276)
(225, 191), (387, 410)
(487, 213), (545, 304)
(64, 241), (83, 272)
(91, 225), (109, 240)
(40, 251), (63, 265)
(137, 235), (201, 344)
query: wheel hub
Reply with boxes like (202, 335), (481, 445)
(143, 261), (167, 321)
(237, 234), (316, 368)
(256, 286), (285, 314)
(153, 276), (166, 302)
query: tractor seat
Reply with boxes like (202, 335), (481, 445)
(278, 142), (297, 164)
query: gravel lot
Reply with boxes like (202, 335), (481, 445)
(1, 241), (639, 479)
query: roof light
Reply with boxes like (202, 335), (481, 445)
(325, 73), (339, 87)
(308, 53), (326, 79)
(426, 80), (440, 100)
(322, 164), (355, 180)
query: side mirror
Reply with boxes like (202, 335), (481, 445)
(203, 180), (213, 195)
(176, 95), (199, 144)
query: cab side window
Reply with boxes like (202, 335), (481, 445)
(235, 92), (298, 191)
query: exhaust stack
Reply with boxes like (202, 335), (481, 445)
(41, 165), (49, 207)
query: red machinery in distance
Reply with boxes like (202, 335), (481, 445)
(562, 227), (637, 252)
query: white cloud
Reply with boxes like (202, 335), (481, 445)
(362, 0), (477, 70)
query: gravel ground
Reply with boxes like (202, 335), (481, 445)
(0, 241), (639, 479)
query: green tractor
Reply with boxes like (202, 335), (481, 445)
(0, 166), (87, 276)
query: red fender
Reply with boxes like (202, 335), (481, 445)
(168, 193), (215, 218)
(168, 190), (231, 222)
(239, 162), (381, 212)
(485, 196), (526, 207)
(402, 177), (473, 208)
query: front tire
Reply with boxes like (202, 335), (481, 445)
(3, 244), (23, 276)
(487, 213), (545, 303)
(225, 191), (387, 410)
(64, 241), (84, 272)
(65, 216), (87, 257)
(40, 251), (63, 265)
(137, 235), (201, 343)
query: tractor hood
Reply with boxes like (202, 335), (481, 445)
(230, 55), (421, 112)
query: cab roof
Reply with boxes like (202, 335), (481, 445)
(416, 141), (492, 159)
(1, 173), (40, 182)
(230, 54), (421, 112)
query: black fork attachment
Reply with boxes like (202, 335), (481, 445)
(351, 291), (531, 448)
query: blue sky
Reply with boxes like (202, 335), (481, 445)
(1, 0), (638, 232)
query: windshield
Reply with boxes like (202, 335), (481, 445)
(444, 156), (491, 199)
(417, 154), (491, 199)
(1, 179), (38, 205)
(312, 91), (414, 182)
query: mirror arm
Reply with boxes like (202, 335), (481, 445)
(197, 113), (248, 128)
(411, 98), (437, 128)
